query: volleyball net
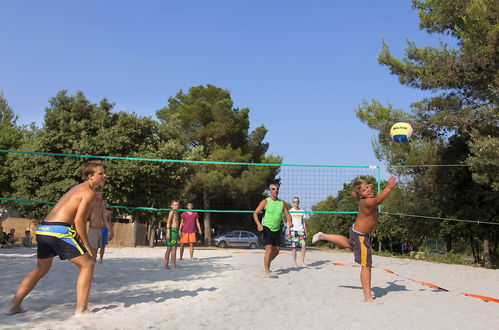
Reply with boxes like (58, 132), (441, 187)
(0, 150), (379, 217)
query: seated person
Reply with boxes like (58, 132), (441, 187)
(21, 229), (33, 247)
(0, 224), (7, 248)
(6, 228), (17, 247)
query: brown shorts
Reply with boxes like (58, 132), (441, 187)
(348, 225), (372, 267)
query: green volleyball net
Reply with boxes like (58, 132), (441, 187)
(0, 149), (379, 218)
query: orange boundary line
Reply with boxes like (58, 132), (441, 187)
(230, 252), (499, 304)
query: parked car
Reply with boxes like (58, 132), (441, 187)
(212, 230), (260, 249)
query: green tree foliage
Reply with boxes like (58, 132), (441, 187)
(0, 92), (31, 199)
(8, 91), (188, 223)
(157, 85), (280, 242)
(355, 0), (498, 266)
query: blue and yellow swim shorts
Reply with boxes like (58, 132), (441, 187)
(36, 221), (87, 260)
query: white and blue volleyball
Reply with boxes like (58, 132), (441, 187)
(390, 122), (413, 143)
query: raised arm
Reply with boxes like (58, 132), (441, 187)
(365, 176), (397, 207)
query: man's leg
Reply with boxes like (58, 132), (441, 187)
(69, 254), (95, 315)
(360, 266), (374, 302)
(189, 243), (194, 259)
(164, 246), (171, 269)
(7, 258), (53, 315)
(90, 249), (98, 264)
(179, 244), (184, 260)
(171, 246), (177, 269)
(301, 244), (306, 266)
(263, 244), (274, 276)
(99, 245), (106, 263)
(270, 245), (280, 262)
(314, 233), (352, 249)
(291, 247), (297, 266)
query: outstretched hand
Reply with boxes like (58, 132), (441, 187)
(387, 176), (397, 188)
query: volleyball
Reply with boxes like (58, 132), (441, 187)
(390, 122), (413, 143)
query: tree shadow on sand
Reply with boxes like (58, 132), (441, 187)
(1, 254), (230, 325)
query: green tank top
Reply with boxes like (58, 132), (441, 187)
(262, 197), (284, 232)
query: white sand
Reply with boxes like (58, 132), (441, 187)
(1, 246), (498, 330)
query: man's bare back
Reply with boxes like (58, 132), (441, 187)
(44, 182), (96, 226)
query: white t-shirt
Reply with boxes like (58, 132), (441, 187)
(290, 209), (305, 232)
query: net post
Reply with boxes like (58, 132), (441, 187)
(377, 165), (381, 213)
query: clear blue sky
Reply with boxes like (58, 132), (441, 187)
(1, 1), (442, 169)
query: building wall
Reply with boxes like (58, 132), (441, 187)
(0, 218), (148, 247)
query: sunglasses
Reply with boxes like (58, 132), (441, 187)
(270, 187), (279, 191)
(293, 200), (299, 203)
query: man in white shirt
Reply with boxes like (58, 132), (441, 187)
(289, 197), (307, 266)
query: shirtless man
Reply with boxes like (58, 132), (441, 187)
(87, 188), (105, 264)
(99, 199), (113, 263)
(7, 161), (105, 315)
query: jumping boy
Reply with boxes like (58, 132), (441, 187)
(312, 176), (396, 302)
(7, 161), (105, 315)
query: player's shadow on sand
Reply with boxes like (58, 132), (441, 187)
(92, 287), (218, 312)
(275, 266), (309, 275)
(305, 260), (330, 267)
(339, 280), (409, 299)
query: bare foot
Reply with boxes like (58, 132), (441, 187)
(6, 306), (27, 315)
(74, 309), (93, 317)
(264, 272), (279, 279)
(364, 296), (375, 303)
(164, 265), (170, 269)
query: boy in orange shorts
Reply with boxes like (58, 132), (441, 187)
(179, 202), (202, 260)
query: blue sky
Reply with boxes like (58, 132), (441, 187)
(1, 1), (444, 170)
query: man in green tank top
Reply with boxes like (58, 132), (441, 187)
(253, 184), (292, 278)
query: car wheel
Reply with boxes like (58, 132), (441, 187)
(218, 241), (227, 248)
(249, 242), (257, 249)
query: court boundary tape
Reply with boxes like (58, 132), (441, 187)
(232, 251), (499, 304)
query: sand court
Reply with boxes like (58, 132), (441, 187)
(1, 247), (498, 329)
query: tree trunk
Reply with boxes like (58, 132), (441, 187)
(131, 214), (138, 248)
(483, 233), (491, 268)
(378, 239), (382, 252)
(469, 229), (479, 262)
(147, 223), (155, 248)
(203, 191), (212, 245)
